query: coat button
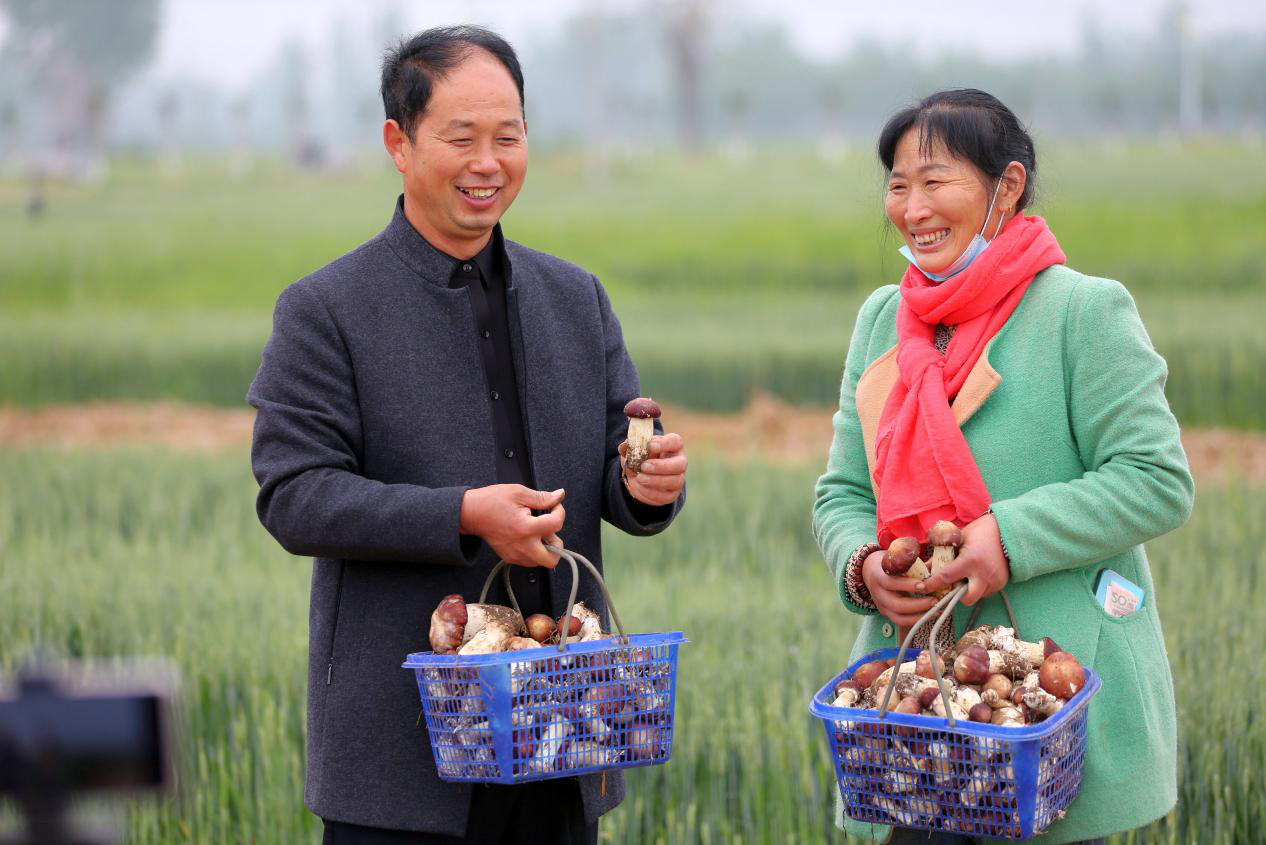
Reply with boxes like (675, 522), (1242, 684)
(490, 390), (500, 400)
(504, 449), (514, 459)
(527, 573), (537, 584)
(481, 329), (491, 339)
(462, 263), (473, 272)
(881, 622), (894, 638)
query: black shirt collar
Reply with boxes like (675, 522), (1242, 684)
(383, 194), (510, 287)
(470, 228), (503, 287)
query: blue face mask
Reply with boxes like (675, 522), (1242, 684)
(899, 177), (1006, 282)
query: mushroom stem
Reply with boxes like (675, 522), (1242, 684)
(925, 521), (964, 598)
(625, 416), (654, 473)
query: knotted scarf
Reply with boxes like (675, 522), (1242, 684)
(873, 214), (1066, 547)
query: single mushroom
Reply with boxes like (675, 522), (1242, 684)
(429, 594), (468, 654)
(529, 714), (571, 774)
(462, 603), (526, 644)
(925, 521), (964, 596)
(623, 397), (662, 474)
(1039, 651), (1086, 699)
(525, 613), (555, 643)
(882, 536), (931, 581)
(990, 706), (1027, 727)
(968, 702), (994, 723)
(503, 636), (541, 651)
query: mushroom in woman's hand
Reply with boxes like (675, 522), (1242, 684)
(883, 536), (931, 581)
(925, 520), (964, 596)
(622, 397), (661, 474)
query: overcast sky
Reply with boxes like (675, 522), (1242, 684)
(5, 0), (1264, 91)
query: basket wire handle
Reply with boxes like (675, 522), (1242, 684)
(877, 584), (1021, 727)
(476, 545), (629, 652)
(877, 583), (968, 725)
(964, 588), (1022, 639)
(547, 546), (629, 651)
(477, 560), (525, 621)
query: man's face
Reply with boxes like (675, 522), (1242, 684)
(385, 49), (527, 259)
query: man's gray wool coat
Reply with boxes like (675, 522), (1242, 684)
(247, 197), (683, 835)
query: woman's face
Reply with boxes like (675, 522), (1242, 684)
(885, 128), (1001, 276)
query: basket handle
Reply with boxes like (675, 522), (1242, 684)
(477, 545), (629, 651)
(877, 584), (966, 725)
(964, 588), (1022, 639)
(877, 585), (1021, 727)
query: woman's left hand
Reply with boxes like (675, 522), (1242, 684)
(916, 512), (1010, 605)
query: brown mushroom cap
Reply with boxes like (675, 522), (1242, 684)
(926, 520), (963, 547)
(436, 594), (468, 626)
(623, 397), (662, 419)
(882, 537), (920, 575)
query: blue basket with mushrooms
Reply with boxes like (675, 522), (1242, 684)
(404, 548), (686, 784)
(809, 569), (1100, 840)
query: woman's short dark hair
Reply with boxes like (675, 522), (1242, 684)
(380, 25), (525, 140)
(878, 89), (1036, 211)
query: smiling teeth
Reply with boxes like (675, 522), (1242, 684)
(914, 229), (950, 246)
(460, 187), (496, 199)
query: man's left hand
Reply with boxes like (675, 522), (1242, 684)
(619, 433), (687, 507)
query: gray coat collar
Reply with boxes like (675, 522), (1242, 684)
(382, 194), (511, 287)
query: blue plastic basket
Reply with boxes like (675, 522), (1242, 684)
(403, 549), (686, 784)
(808, 647), (1101, 840)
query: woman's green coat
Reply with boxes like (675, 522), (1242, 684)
(813, 264), (1194, 844)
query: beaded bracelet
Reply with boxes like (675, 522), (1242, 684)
(843, 542), (882, 611)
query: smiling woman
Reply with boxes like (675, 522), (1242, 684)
(880, 89), (1036, 280)
(813, 89), (1193, 845)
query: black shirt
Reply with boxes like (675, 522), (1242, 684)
(447, 228), (551, 617)
(450, 230), (534, 490)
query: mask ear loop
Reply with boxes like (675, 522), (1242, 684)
(982, 175), (1007, 242)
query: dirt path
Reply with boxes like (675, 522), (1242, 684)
(2, 396), (1264, 484)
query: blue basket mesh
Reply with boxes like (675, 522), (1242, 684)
(404, 632), (685, 784)
(808, 648), (1100, 840)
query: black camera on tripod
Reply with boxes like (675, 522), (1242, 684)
(0, 662), (176, 845)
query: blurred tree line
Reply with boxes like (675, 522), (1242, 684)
(0, 0), (159, 178)
(532, 3), (1266, 152)
(0, 0), (1263, 176)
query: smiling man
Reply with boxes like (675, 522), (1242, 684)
(247, 26), (687, 845)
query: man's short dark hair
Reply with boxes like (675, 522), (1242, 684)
(380, 25), (525, 140)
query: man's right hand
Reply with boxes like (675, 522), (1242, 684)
(459, 485), (566, 568)
(860, 548), (938, 628)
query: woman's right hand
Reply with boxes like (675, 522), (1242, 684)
(861, 549), (939, 627)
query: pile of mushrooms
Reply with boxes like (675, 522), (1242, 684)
(423, 595), (672, 776)
(826, 625), (1087, 834)
(429, 594), (607, 656)
(831, 624), (1086, 727)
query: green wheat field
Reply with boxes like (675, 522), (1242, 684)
(2, 141), (1264, 842)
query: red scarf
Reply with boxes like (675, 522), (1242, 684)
(873, 214), (1066, 547)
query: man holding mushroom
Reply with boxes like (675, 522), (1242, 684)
(248, 25), (686, 844)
